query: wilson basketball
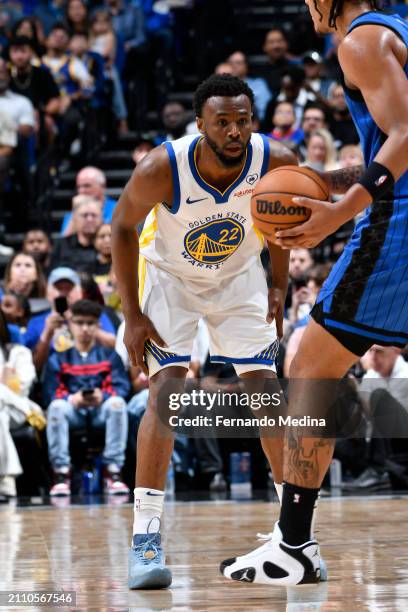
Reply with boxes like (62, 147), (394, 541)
(250, 166), (329, 241)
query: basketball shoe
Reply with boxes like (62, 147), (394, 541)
(220, 522), (321, 586)
(128, 522), (172, 589)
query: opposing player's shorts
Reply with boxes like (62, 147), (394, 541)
(138, 257), (279, 377)
(312, 201), (408, 357)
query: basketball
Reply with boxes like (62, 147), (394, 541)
(250, 166), (330, 241)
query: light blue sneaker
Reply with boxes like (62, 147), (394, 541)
(128, 532), (172, 589)
(319, 557), (328, 582)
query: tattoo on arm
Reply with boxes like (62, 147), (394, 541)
(327, 165), (365, 195)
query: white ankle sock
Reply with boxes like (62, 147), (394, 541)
(133, 487), (165, 536)
(274, 482), (283, 504)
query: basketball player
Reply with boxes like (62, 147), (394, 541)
(112, 74), (297, 589)
(221, 1), (408, 586)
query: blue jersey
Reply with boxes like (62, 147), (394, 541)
(317, 12), (408, 347)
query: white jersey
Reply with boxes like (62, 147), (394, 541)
(139, 133), (271, 289)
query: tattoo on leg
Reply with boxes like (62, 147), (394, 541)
(285, 431), (334, 487)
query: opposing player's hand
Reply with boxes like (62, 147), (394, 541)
(124, 313), (167, 374)
(267, 287), (285, 339)
(275, 197), (345, 249)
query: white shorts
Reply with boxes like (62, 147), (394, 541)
(139, 258), (279, 377)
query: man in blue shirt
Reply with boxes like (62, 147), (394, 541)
(24, 267), (116, 371)
(227, 51), (272, 122)
(60, 166), (117, 236)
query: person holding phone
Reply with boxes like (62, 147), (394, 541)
(24, 267), (117, 371)
(43, 299), (130, 497)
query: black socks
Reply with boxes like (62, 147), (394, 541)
(278, 482), (320, 546)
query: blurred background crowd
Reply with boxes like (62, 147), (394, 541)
(0, 0), (408, 501)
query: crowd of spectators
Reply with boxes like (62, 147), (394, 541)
(0, 0), (408, 501)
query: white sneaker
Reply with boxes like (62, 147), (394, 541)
(220, 522), (321, 586)
(0, 476), (17, 497)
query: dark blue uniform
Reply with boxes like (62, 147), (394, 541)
(313, 11), (408, 355)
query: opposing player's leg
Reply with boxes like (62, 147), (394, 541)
(221, 318), (359, 585)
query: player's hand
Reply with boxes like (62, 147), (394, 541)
(267, 287), (285, 339)
(275, 198), (346, 249)
(124, 313), (167, 374)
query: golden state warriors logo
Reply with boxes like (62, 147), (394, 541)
(184, 219), (244, 265)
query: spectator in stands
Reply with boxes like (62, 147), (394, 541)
(0, 58), (35, 138)
(68, 32), (108, 125)
(35, 0), (65, 36)
(257, 28), (292, 98)
(41, 23), (93, 155)
(304, 128), (338, 172)
(302, 51), (333, 99)
(61, 166), (116, 235)
(87, 223), (116, 308)
(107, 0), (146, 52)
(64, 0), (90, 36)
(8, 36), (61, 146)
(215, 62), (234, 75)
(44, 299), (130, 497)
(1, 290), (31, 333)
(158, 101), (190, 143)
(80, 272), (121, 332)
(298, 103), (328, 161)
(285, 247), (315, 321)
(344, 346), (408, 490)
(289, 247), (314, 283)
(338, 143), (364, 169)
(89, 223), (112, 278)
(0, 308), (43, 498)
(106, 0), (147, 130)
(0, 108), (16, 236)
(227, 51), (271, 121)
(51, 195), (101, 272)
(0, 3), (23, 35)
(89, 9), (128, 133)
(3, 252), (47, 299)
(12, 17), (46, 58)
(22, 229), (53, 273)
(24, 267), (117, 371)
(327, 82), (359, 147)
(275, 65), (316, 127)
(284, 263), (332, 376)
(267, 101), (303, 145)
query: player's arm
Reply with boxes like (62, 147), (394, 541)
(317, 165), (365, 195)
(111, 145), (172, 370)
(276, 27), (408, 248)
(265, 140), (295, 335)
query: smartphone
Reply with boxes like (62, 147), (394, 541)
(82, 388), (95, 397)
(54, 296), (68, 315)
(292, 276), (307, 291)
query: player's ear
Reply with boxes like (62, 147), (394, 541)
(196, 117), (205, 134)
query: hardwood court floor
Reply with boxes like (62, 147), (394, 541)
(1, 496), (408, 611)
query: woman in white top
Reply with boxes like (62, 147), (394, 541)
(0, 310), (43, 497)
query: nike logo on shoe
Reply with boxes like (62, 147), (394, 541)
(146, 491), (165, 496)
(186, 196), (208, 204)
